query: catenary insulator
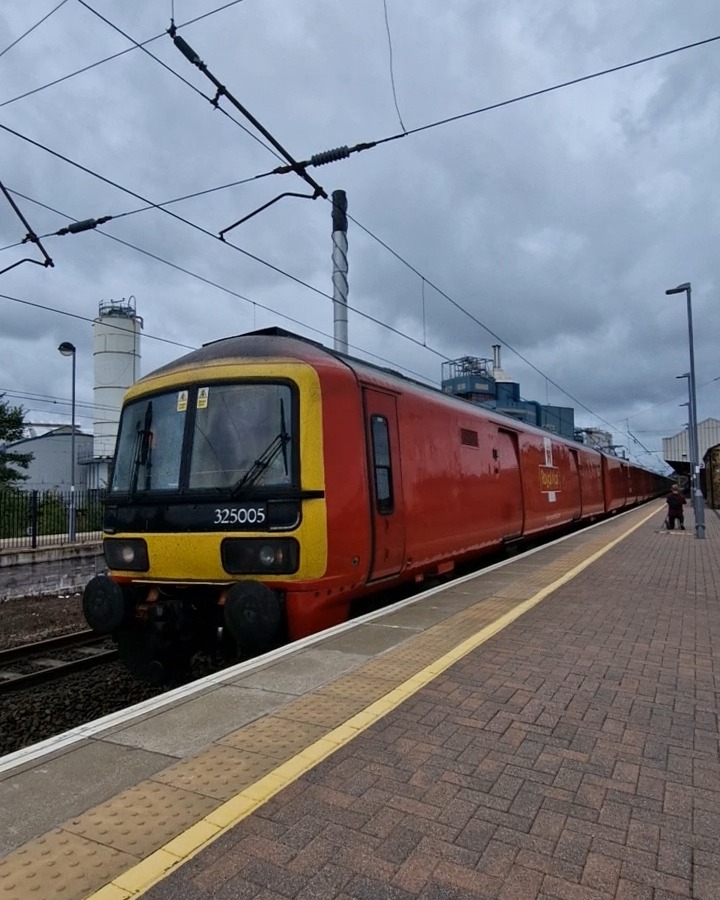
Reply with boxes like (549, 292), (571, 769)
(311, 146), (350, 167)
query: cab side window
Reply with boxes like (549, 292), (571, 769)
(370, 414), (394, 514)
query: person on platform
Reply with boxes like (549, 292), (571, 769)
(665, 484), (687, 530)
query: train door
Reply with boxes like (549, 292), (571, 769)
(569, 448), (582, 520)
(363, 389), (405, 581)
(497, 428), (524, 539)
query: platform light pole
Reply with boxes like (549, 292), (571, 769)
(58, 341), (77, 542)
(666, 283), (705, 538)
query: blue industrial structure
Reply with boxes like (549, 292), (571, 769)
(441, 346), (576, 441)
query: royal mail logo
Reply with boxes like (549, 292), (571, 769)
(539, 467), (561, 491)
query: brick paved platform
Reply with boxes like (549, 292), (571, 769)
(144, 508), (720, 900)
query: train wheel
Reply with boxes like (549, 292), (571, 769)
(224, 581), (281, 655)
(82, 575), (128, 634)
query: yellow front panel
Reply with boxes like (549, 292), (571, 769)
(110, 360), (327, 582)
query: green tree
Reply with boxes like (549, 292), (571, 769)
(0, 395), (32, 487)
(37, 491), (67, 535)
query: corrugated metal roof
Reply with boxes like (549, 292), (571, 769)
(662, 417), (720, 463)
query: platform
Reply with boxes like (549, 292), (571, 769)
(1, 501), (718, 900)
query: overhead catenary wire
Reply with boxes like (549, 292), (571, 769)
(72, 11), (719, 426)
(369, 33), (720, 149)
(1, 174), (274, 243)
(74, 0), (283, 160)
(2, 157), (685, 447)
(0, 133), (450, 364)
(270, 32), (720, 177)
(0, 0), (71, 59)
(0, 123), (639, 444)
(382, 0), (407, 133)
(2, 188), (443, 386)
(4, 18), (709, 455)
(0, 121), (329, 303)
(0, 0), (251, 109)
(2, 387), (120, 415)
(0, 290), (195, 351)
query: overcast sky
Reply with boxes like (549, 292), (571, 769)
(1, 1), (718, 472)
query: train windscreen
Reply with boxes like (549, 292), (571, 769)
(110, 383), (294, 494)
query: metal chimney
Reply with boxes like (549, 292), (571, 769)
(492, 344), (513, 382)
(331, 190), (348, 353)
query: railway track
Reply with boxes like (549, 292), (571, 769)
(0, 630), (118, 694)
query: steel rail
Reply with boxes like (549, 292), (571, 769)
(0, 631), (118, 693)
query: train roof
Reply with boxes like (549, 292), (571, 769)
(146, 327), (329, 374)
(145, 327), (429, 392)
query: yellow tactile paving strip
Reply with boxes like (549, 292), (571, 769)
(0, 504), (660, 900)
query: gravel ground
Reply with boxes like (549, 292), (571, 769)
(0, 593), (214, 756)
(0, 592), (88, 650)
(0, 662), (167, 756)
(0, 593), (170, 756)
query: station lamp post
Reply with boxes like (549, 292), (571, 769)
(665, 283), (705, 539)
(58, 341), (77, 542)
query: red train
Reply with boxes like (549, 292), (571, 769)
(83, 328), (668, 680)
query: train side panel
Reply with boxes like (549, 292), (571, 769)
(603, 456), (627, 511)
(516, 433), (583, 536)
(576, 448), (606, 518)
(358, 373), (526, 574)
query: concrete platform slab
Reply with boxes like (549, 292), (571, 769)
(0, 740), (176, 856)
(228, 648), (371, 695)
(102, 684), (296, 757)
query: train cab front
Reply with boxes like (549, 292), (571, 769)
(83, 361), (328, 683)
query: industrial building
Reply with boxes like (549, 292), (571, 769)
(2, 426), (92, 491)
(441, 345), (576, 440)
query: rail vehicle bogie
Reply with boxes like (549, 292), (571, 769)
(82, 328), (669, 681)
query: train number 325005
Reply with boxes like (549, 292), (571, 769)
(213, 505), (267, 526)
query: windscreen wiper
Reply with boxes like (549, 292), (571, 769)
(231, 400), (290, 496)
(129, 401), (153, 496)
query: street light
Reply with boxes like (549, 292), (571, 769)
(58, 341), (77, 542)
(666, 283), (705, 539)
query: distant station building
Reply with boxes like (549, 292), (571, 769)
(441, 345), (576, 440)
(662, 417), (720, 497)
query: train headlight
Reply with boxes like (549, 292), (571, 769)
(221, 538), (299, 574)
(104, 538), (149, 572)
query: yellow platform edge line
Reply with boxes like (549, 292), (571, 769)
(86, 506), (656, 900)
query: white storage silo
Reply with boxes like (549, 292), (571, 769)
(92, 297), (143, 460)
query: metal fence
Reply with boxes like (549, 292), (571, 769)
(0, 488), (106, 550)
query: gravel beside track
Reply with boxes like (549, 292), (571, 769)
(0, 594), (164, 755)
(0, 594), (225, 756)
(0, 662), (165, 757)
(0, 593), (88, 650)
